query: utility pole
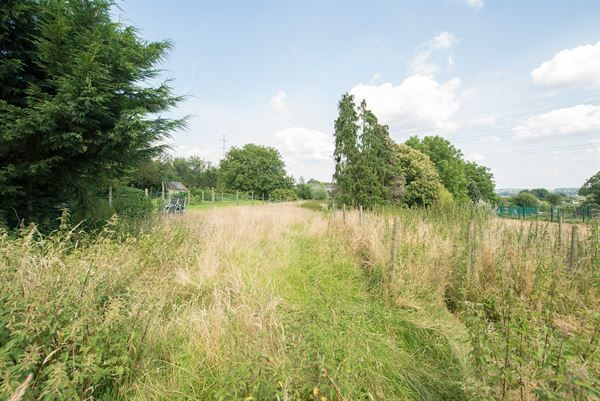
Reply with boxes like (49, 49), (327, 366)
(221, 134), (227, 157)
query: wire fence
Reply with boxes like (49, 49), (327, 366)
(496, 204), (599, 223)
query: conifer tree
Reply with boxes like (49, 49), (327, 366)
(333, 93), (359, 205)
(0, 0), (183, 226)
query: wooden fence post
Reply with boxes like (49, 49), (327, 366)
(187, 190), (191, 207)
(342, 204), (346, 224)
(201, 190), (204, 202)
(569, 226), (578, 270)
(108, 185), (112, 208)
(251, 191), (254, 205)
(359, 205), (363, 224)
(557, 213), (563, 248)
(144, 188), (148, 199)
(236, 190), (239, 205)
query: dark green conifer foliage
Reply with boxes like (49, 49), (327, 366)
(0, 0), (183, 226)
(333, 95), (398, 207)
(333, 93), (359, 205)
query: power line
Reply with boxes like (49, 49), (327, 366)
(481, 143), (592, 157)
(391, 94), (598, 138)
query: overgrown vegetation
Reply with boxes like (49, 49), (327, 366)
(332, 93), (496, 208)
(2, 204), (597, 400)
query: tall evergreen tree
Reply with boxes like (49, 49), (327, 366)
(0, 0), (183, 226)
(355, 100), (396, 207)
(333, 93), (359, 205)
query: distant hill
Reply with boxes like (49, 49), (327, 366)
(553, 188), (580, 196)
(496, 187), (581, 197)
(495, 188), (524, 196)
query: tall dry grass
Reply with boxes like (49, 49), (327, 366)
(326, 206), (599, 400)
(1, 205), (320, 400)
(1, 204), (597, 400)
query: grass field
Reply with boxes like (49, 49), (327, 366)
(1, 203), (597, 400)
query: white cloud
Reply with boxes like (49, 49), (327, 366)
(273, 127), (334, 180)
(466, 153), (485, 162)
(479, 135), (501, 144)
(511, 104), (600, 139)
(465, 0), (484, 10)
(371, 72), (382, 82)
(350, 74), (461, 134)
(433, 31), (457, 50)
(531, 42), (600, 87)
(467, 116), (497, 126)
(409, 31), (457, 75)
(447, 55), (455, 71)
(170, 144), (220, 163)
(269, 90), (287, 113)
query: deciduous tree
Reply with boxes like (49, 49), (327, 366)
(218, 144), (293, 196)
(405, 136), (469, 203)
(579, 171), (600, 205)
(394, 144), (442, 207)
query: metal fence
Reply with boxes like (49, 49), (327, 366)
(496, 204), (598, 223)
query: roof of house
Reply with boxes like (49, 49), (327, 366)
(168, 181), (188, 191)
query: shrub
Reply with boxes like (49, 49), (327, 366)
(270, 188), (298, 201)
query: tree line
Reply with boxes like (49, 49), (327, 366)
(332, 94), (496, 208)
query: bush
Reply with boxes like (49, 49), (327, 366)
(511, 191), (539, 208)
(270, 188), (298, 202)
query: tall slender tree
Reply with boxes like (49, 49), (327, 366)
(355, 100), (396, 207)
(333, 93), (359, 205)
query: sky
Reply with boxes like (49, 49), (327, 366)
(112, 0), (600, 189)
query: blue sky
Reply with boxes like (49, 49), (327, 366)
(113, 0), (600, 189)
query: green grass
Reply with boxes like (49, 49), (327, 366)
(1, 204), (596, 400)
(273, 234), (469, 400)
(186, 199), (264, 210)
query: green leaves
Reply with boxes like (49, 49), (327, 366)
(395, 144), (442, 207)
(218, 144), (293, 196)
(406, 136), (496, 204)
(579, 171), (600, 205)
(0, 0), (183, 227)
(333, 95), (396, 207)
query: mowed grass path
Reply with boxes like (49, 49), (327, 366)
(122, 205), (469, 400)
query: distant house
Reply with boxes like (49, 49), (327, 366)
(168, 181), (188, 193)
(324, 182), (335, 193)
